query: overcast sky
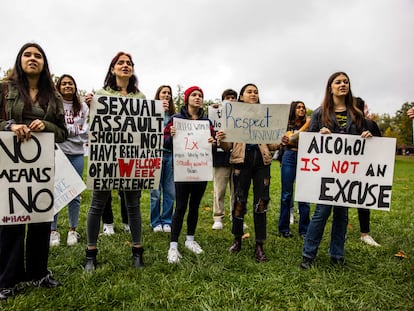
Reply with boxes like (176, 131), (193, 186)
(1, 0), (413, 115)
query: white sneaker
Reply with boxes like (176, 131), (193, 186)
(124, 224), (130, 233)
(50, 231), (60, 247)
(212, 221), (223, 230)
(290, 213), (294, 225)
(163, 224), (171, 233)
(67, 231), (80, 246)
(361, 235), (381, 247)
(167, 248), (182, 264)
(153, 224), (163, 232)
(103, 223), (115, 235)
(185, 240), (203, 254)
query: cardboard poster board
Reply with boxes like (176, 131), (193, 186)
(0, 132), (55, 224)
(295, 132), (396, 211)
(87, 95), (164, 190)
(173, 118), (213, 182)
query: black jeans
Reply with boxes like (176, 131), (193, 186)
(232, 149), (270, 242)
(170, 181), (207, 243)
(102, 191), (129, 225)
(87, 190), (142, 246)
(0, 222), (50, 288)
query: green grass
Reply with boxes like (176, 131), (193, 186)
(2, 156), (414, 310)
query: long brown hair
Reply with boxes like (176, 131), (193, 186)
(287, 101), (307, 131)
(56, 74), (82, 116)
(103, 52), (140, 94)
(321, 71), (362, 129)
(7, 42), (57, 111)
(154, 85), (175, 116)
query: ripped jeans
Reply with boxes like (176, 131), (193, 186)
(232, 148), (270, 242)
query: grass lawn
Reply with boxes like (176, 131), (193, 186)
(2, 156), (414, 310)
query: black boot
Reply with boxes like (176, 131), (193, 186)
(85, 248), (97, 273)
(229, 237), (242, 253)
(255, 242), (267, 262)
(132, 247), (144, 269)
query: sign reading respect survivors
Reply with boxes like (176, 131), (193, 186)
(219, 101), (290, 144)
(87, 95), (164, 190)
(295, 132), (396, 211)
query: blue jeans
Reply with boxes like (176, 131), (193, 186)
(51, 154), (84, 230)
(279, 149), (310, 235)
(302, 204), (348, 260)
(150, 152), (175, 228)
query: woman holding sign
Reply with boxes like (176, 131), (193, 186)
(150, 85), (176, 233)
(165, 86), (216, 264)
(216, 83), (278, 262)
(278, 101), (310, 239)
(300, 72), (372, 269)
(0, 43), (67, 300)
(50, 74), (89, 247)
(84, 52), (146, 272)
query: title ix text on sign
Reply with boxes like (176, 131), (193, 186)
(87, 95), (164, 190)
(220, 101), (290, 144)
(173, 118), (213, 182)
(294, 132), (396, 210)
(53, 144), (86, 215)
(0, 132), (55, 225)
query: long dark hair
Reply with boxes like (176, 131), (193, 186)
(56, 74), (82, 116)
(238, 83), (260, 103)
(154, 85), (175, 116)
(287, 101), (307, 131)
(103, 52), (140, 94)
(7, 42), (56, 111)
(321, 71), (362, 129)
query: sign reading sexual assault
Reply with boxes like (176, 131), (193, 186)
(220, 101), (290, 144)
(173, 118), (213, 182)
(87, 95), (164, 190)
(0, 132), (55, 224)
(295, 132), (396, 211)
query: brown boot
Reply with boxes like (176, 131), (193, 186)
(255, 243), (267, 262)
(229, 238), (242, 253)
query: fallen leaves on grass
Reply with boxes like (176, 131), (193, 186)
(394, 250), (408, 259)
(242, 232), (250, 240)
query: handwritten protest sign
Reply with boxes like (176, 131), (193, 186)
(295, 132), (396, 211)
(87, 95), (164, 190)
(173, 118), (213, 182)
(208, 103), (224, 130)
(0, 132), (55, 224)
(220, 101), (290, 144)
(53, 144), (86, 215)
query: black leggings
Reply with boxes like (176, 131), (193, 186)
(358, 208), (370, 233)
(170, 181), (207, 243)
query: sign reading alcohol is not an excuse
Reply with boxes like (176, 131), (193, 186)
(295, 132), (396, 211)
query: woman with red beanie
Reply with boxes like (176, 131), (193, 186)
(164, 86), (216, 264)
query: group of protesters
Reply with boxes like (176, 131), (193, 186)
(1, 42), (412, 301)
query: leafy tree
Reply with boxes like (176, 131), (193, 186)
(394, 102), (414, 145)
(174, 84), (184, 112)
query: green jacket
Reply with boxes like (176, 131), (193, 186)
(0, 82), (68, 143)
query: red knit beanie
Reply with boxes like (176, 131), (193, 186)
(184, 86), (203, 105)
